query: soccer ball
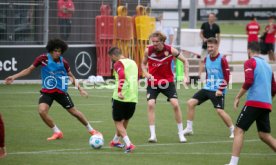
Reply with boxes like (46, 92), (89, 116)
(89, 134), (104, 149)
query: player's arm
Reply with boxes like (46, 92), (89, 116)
(216, 33), (221, 46)
(271, 73), (276, 98)
(200, 29), (206, 42)
(5, 65), (35, 84)
(216, 25), (221, 45)
(217, 57), (230, 95)
(234, 59), (255, 110)
(114, 61), (125, 99)
(171, 47), (189, 83)
(141, 48), (152, 79)
(67, 71), (88, 97)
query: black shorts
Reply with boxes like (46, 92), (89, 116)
(39, 91), (74, 110)
(236, 106), (271, 133)
(192, 89), (225, 109)
(266, 43), (275, 52)
(147, 82), (178, 101)
(112, 99), (136, 121)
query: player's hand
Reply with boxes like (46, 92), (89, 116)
(145, 73), (154, 81)
(118, 92), (124, 100)
(215, 90), (223, 96)
(5, 76), (15, 85)
(79, 88), (88, 98)
(234, 97), (240, 111)
(184, 76), (190, 85)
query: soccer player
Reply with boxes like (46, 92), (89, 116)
(246, 17), (260, 46)
(183, 37), (235, 138)
(108, 47), (138, 153)
(226, 42), (276, 165)
(141, 31), (189, 143)
(264, 16), (276, 62)
(5, 38), (101, 141)
(0, 113), (7, 159)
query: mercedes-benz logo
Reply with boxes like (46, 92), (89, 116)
(75, 51), (92, 76)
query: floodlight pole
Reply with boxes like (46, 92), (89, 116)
(189, 0), (198, 29)
(43, 0), (49, 45)
(176, 0), (182, 50)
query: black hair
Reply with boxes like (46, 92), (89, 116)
(46, 38), (68, 54)
(248, 42), (260, 53)
(108, 47), (122, 56)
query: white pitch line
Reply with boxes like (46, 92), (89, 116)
(9, 139), (272, 157)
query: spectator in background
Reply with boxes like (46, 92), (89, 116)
(199, 13), (220, 80)
(246, 17), (260, 47)
(57, 0), (75, 40)
(155, 14), (175, 45)
(0, 113), (7, 159)
(264, 16), (276, 62)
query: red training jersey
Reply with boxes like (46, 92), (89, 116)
(57, 0), (75, 19)
(265, 24), (276, 44)
(147, 44), (174, 86)
(246, 21), (260, 42)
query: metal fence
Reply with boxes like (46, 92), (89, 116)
(0, 0), (149, 45)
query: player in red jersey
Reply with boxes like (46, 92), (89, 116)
(141, 31), (189, 143)
(264, 16), (276, 62)
(0, 113), (7, 159)
(246, 17), (260, 46)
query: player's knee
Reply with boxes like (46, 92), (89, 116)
(258, 132), (269, 142)
(187, 99), (196, 108)
(147, 100), (155, 110)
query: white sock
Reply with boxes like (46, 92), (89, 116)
(229, 125), (235, 132)
(86, 123), (93, 132)
(186, 120), (193, 130)
(229, 156), (239, 165)
(52, 125), (61, 133)
(149, 125), (156, 138)
(177, 123), (183, 133)
(123, 135), (131, 147)
(113, 134), (120, 143)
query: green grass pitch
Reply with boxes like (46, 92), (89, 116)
(0, 83), (275, 165)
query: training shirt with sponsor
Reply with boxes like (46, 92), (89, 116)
(147, 44), (174, 86)
(32, 54), (70, 94)
(242, 56), (276, 110)
(203, 53), (230, 93)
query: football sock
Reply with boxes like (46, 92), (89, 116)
(123, 136), (131, 147)
(86, 123), (93, 132)
(149, 125), (156, 138)
(229, 125), (235, 132)
(177, 123), (183, 133)
(52, 125), (61, 133)
(112, 134), (120, 143)
(187, 120), (193, 130)
(229, 156), (239, 165)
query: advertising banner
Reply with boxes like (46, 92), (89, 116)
(0, 46), (97, 80)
